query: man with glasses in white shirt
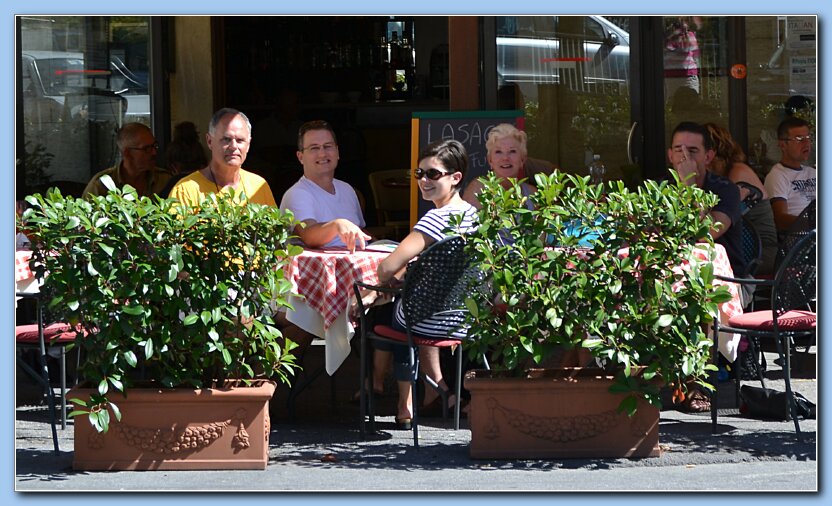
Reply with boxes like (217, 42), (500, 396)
(280, 120), (370, 253)
(83, 122), (172, 198)
(764, 117), (817, 231)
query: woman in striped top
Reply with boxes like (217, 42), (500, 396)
(375, 139), (477, 428)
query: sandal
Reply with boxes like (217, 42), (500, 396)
(680, 388), (711, 413)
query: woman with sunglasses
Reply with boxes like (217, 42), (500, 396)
(371, 139), (478, 429)
(462, 123), (535, 211)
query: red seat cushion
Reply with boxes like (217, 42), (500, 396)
(728, 310), (816, 331)
(15, 323), (80, 344)
(372, 324), (461, 348)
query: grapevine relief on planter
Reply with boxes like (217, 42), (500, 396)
(87, 408), (253, 454)
(484, 397), (622, 444)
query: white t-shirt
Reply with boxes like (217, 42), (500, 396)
(764, 163), (817, 216)
(279, 176), (365, 248)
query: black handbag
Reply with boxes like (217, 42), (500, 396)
(740, 385), (816, 420)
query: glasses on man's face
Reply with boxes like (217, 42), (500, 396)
(301, 143), (337, 154)
(782, 135), (813, 143)
(127, 143), (159, 154)
(414, 167), (453, 180)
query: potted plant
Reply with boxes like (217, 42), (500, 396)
(21, 178), (302, 470)
(461, 171), (732, 459)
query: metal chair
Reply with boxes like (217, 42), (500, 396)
(15, 292), (82, 454)
(710, 230), (816, 440)
(736, 181), (763, 214)
(739, 214), (763, 279)
(353, 235), (476, 447)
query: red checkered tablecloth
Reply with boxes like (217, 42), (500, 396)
(686, 243), (743, 361)
(15, 250), (33, 283)
(284, 248), (390, 330)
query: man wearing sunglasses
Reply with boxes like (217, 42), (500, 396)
(765, 117), (816, 230)
(83, 122), (172, 198)
(280, 120), (370, 252)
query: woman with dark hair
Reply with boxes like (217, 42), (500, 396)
(704, 122), (777, 275)
(371, 139), (478, 429)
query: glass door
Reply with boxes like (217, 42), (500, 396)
(744, 16), (816, 175)
(493, 15), (636, 184)
(17, 16), (152, 198)
(662, 16), (730, 147)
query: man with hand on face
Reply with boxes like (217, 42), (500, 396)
(280, 120), (370, 252)
(669, 121), (745, 277)
(764, 117), (816, 231)
(169, 108), (276, 206)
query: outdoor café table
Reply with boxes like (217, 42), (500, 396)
(15, 248), (62, 452)
(687, 243), (743, 362)
(15, 249), (41, 298)
(283, 245), (392, 375)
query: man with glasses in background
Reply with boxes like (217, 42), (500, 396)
(765, 117), (817, 231)
(83, 122), (172, 198)
(280, 120), (370, 253)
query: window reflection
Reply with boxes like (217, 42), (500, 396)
(495, 15), (631, 179)
(17, 16), (151, 198)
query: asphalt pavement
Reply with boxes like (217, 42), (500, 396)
(14, 348), (818, 493)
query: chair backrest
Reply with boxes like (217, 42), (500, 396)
(772, 229), (815, 318)
(775, 228), (813, 271)
(400, 235), (476, 330)
(368, 170), (410, 225)
(736, 181), (763, 214)
(788, 199), (816, 233)
(740, 214), (763, 277)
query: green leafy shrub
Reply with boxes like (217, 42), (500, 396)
(463, 171), (733, 413)
(22, 180), (302, 432)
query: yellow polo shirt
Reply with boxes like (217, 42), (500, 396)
(168, 169), (276, 207)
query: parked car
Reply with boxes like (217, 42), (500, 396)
(21, 50), (150, 124)
(496, 16), (630, 96)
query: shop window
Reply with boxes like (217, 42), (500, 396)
(17, 16), (151, 198)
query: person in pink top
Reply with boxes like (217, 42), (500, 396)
(664, 16), (703, 99)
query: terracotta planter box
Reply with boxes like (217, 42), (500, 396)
(465, 369), (661, 459)
(70, 381), (275, 471)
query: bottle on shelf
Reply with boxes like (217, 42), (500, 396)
(588, 154), (606, 185)
(377, 34), (388, 67)
(389, 30), (401, 69)
(400, 30), (413, 69)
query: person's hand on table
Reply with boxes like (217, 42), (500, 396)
(333, 219), (372, 253)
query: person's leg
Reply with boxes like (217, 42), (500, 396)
(389, 343), (415, 422)
(419, 345), (454, 408)
(371, 348), (391, 393)
(395, 379), (412, 422)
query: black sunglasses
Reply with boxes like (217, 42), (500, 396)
(414, 167), (453, 180)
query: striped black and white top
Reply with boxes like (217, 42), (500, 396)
(394, 202), (478, 339)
